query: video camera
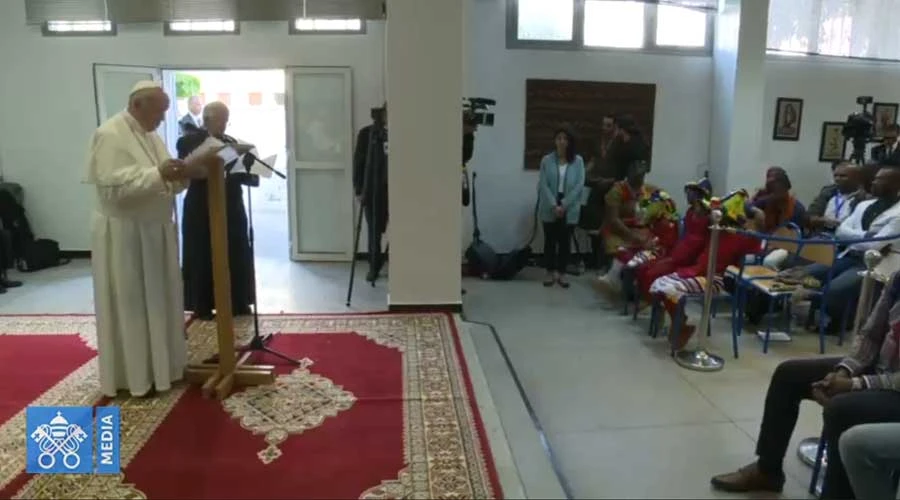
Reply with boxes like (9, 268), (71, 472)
(463, 97), (496, 128)
(843, 96), (875, 163)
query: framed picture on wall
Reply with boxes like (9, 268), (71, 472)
(818, 122), (846, 162)
(873, 102), (899, 138)
(772, 97), (803, 141)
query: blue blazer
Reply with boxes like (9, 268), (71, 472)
(537, 152), (585, 225)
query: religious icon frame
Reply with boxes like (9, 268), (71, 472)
(818, 121), (846, 163)
(873, 102), (899, 139)
(772, 97), (803, 141)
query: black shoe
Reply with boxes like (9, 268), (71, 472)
(1, 279), (21, 288)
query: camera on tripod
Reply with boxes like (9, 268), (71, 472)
(843, 96), (875, 163)
(463, 97), (496, 128)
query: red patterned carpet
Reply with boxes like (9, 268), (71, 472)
(0, 313), (503, 499)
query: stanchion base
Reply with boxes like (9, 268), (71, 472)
(674, 349), (725, 372)
(797, 436), (820, 468)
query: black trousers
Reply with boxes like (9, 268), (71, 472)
(755, 357), (900, 499)
(543, 219), (573, 273)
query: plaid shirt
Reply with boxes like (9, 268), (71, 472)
(838, 271), (900, 390)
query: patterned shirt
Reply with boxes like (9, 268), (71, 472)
(839, 272), (900, 390)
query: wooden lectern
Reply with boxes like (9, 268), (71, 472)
(184, 161), (275, 399)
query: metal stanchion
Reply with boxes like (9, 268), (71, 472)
(797, 248), (883, 472)
(674, 208), (725, 372)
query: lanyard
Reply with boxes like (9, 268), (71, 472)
(834, 193), (846, 219)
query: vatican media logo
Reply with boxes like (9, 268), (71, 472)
(26, 406), (121, 474)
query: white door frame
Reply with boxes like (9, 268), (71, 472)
(92, 64), (162, 126)
(285, 66), (355, 262)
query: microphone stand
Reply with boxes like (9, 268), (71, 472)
(206, 152), (299, 366)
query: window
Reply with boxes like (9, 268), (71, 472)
(508, 0), (712, 53)
(165, 19), (238, 35)
(584, 1), (644, 49)
(655, 4), (708, 47)
(291, 18), (365, 34)
(42, 20), (114, 36)
(516, 0), (574, 42)
(767, 0), (900, 62)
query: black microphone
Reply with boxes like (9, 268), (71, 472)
(240, 152), (287, 180)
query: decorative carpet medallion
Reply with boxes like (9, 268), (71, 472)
(359, 467), (412, 499)
(221, 357), (357, 464)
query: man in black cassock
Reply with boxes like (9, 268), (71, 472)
(353, 104), (388, 282)
(178, 102), (257, 319)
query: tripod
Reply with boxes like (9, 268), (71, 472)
(205, 152), (300, 366)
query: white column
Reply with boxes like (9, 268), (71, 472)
(385, 0), (464, 309)
(708, 0), (770, 193)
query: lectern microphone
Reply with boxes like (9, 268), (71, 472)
(240, 152), (287, 180)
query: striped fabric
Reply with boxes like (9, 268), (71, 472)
(649, 273), (726, 302)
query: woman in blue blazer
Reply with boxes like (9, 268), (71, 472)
(538, 128), (585, 287)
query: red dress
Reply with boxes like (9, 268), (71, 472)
(675, 231), (761, 278)
(636, 210), (710, 297)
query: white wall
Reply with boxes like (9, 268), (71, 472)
(465, 0), (713, 252)
(762, 56), (900, 205)
(0, 0), (385, 251)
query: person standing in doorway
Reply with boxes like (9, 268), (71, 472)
(353, 104), (389, 282)
(538, 127), (585, 288)
(179, 102), (257, 320)
(179, 95), (203, 136)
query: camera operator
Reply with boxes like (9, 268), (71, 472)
(872, 124), (900, 164)
(353, 104), (388, 282)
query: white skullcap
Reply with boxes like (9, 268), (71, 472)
(129, 80), (162, 97)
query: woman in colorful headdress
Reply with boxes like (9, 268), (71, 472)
(594, 160), (660, 293)
(634, 177), (713, 301)
(648, 190), (764, 351)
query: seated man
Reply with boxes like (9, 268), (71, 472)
(595, 161), (658, 293)
(807, 161), (865, 234)
(711, 271), (900, 499)
(648, 191), (763, 349)
(839, 422), (900, 500)
(804, 165), (900, 332)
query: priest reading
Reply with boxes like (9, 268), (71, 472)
(178, 102), (257, 320)
(85, 81), (220, 398)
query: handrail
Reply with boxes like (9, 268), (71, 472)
(724, 228), (900, 246)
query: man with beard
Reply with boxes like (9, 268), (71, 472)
(606, 114), (650, 182)
(579, 114), (618, 271)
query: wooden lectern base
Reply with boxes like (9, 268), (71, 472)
(184, 354), (275, 400)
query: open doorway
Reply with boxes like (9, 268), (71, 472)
(162, 69), (289, 261)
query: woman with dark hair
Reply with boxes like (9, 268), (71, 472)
(537, 128), (585, 288)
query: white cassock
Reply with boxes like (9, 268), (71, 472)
(85, 110), (188, 397)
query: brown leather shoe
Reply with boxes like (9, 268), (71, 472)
(710, 462), (784, 493)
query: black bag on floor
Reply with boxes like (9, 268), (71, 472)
(17, 238), (70, 272)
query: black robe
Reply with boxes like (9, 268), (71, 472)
(177, 130), (257, 317)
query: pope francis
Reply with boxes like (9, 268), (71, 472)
(85, 81), (220, 398)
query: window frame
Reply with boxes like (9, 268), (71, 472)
(41, 20), (117, 37)
(506, 0), (714, 56)
(289, 18), (367, 35)
(163, 19), (240, 36)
